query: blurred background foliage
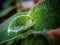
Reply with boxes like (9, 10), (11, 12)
(0, 0), (42, 24)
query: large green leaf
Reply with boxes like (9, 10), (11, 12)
(28, 0), (60, 31)
(15, 32), (50, 45)
(0, 12), (27, 44)
(0, 0), (60, 45)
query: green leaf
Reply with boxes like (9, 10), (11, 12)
(0, 12), (26, 44)
(8, 15), (34, 38)
(28, 0), (60, 31)
(1, 30), (32, 45)
(1, 0), (60, 45)
(17, 32), (49, 45)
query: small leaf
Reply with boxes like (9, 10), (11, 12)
(8, 15), (34, 38)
